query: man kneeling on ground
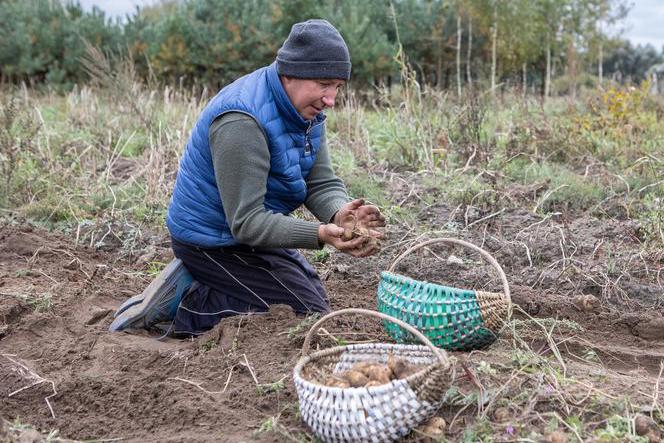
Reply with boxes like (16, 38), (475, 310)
(110, 19), (385, 336)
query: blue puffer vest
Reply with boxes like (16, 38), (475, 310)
(167, 63), (325, 247)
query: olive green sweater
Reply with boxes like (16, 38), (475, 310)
(209, 112), (349, 249)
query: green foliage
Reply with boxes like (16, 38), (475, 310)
(146, 261), (167, 277)
(2, 74), (663, 252)
(593, 415), (649, 442)
(0, 0), (123, 87)
(460, 416), (494, 442)
(14, 292), (53, 312)
(505, 160), (606, 213)
(343, 172), (388, 208)
(309, 248), (330, 263)
(285, 314), (319, 340)
(1, 0), (653, 93)
(254, 416), (277, 435)
(200, 338), (217, 352)
(256, 379), (285, 395)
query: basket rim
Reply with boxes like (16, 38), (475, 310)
(386, 237), (511, 308)
(293, 342), (442, 393)
(379, 270), (488, 299)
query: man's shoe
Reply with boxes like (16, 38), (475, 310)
(112, 292), (144, 318)
(109, 258), (193, 332)
(112, 259), (193, 318)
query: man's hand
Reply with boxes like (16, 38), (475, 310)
(332, 199), (386, 230)
(317, 199), (386, 258)
(317, 223), (383, 258)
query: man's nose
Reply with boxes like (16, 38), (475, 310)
(321, 91), (337, 108)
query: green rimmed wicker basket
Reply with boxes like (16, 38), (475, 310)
(377, 238), (511, 351)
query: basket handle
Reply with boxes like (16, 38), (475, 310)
(301, 308), (449, 367)
(388, 238), (511, 305)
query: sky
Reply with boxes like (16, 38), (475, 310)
(77, 0), (664, 51)
(77, 0), (160, 18)
(622, 0), (664, 49)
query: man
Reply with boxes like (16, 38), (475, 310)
(110, 19), (385, 335)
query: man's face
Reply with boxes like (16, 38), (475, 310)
(280, 77), (346, 121)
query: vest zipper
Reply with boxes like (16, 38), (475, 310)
(304, 121), (313, 156)
(304, 118), (324, 156)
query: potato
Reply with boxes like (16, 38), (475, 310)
(362, 364), (392, 384)
(387, 354), (420, 379)
(324, 375), (350, 389)
(342, 228), (354, 241)
(340, 214), (357, 241)
(342, 370), (369, 387)
(364, 380), (384, 388)
(386, 354), (401, 373)
(349, 361), (374, 373)
(338, 213), (382, 246)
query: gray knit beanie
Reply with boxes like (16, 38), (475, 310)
(276, 19), (351, 80)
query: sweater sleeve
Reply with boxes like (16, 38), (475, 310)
(304, 128), (350, 223)
(209, 112), (322, 249)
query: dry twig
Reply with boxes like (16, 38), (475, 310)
(241, 354), (259, 385)
(2, 354), (57, 419)
(168, 377), (225, 396)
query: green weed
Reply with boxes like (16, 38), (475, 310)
(285, 314), (320, 341)
(255, 416), (277, 434)
(256, 379), (286, 395)
(146, 261), (167, 277)
(200, 338), (217, 352)
(592, 415), (648, 442)
(12, 292), (53, 312)
(309, 249), (330, 264)
(638, 192), (664, 245)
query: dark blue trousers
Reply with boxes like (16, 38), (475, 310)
(171, 237), (329, 335)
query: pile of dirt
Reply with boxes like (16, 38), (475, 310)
(1, 212), (663, 441)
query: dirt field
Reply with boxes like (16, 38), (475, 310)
(1, 188), (663, 441)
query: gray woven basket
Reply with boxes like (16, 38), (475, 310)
(293, 308), (455, 443)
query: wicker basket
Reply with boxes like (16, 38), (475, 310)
(377, 238), (511, 351)
(293, 308), (455, 443)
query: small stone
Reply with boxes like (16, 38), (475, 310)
(17, 428), (44, 443)
(647, 430), (662, 443)
(135, 245), (158, 267)
(635, 317), (664, 340)
(493, 407), (510, 422)
(334, 264), (350, 274)
(63, 258), (79, 270)
(635, 414), (656, 436)
(418, 416), (446, 440)
(85, 308), (113, 325)
(545, 430), (568, 443)
(446, 255), (464, 265)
